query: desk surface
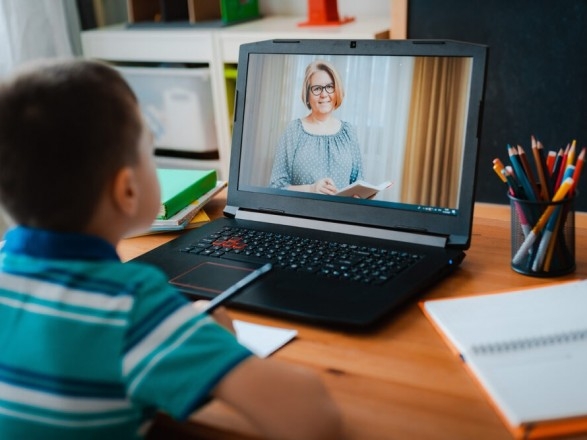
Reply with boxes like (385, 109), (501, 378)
(120, 191), (587, 440)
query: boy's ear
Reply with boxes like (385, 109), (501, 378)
(112, 166), (138, 216)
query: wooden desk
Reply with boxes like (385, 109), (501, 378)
(121, 191), (587, 440)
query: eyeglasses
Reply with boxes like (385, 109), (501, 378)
(309, 84), (335, 96)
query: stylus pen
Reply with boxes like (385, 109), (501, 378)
(199, 263), (273, 315)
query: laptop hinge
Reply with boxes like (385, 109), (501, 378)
(224, 205), (238, 217)
(235, 210), (448, 248)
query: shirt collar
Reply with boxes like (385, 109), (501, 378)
(2, 226), (119, 261)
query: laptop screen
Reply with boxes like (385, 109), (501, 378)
(228, 40), (487, 247)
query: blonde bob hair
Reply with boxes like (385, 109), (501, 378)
(301, 60), (345, 110)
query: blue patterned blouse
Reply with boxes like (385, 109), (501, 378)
(269, 119), (364, 190)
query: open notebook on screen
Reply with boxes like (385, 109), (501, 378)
(132, 39), (488, 329)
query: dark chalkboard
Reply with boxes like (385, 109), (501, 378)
(407, 0), (587, 211)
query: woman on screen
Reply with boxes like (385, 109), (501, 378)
(269, 60), (363, 195)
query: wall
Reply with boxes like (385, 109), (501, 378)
(407, 0), (587, 211)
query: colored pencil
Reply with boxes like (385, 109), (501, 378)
(566, 139), (576, 169)
(555, 144), (570, 190)
(517, 145), (541, 200)
(531, 140), (550, 200)
(532, 205), (561, 272)
(550, 148), (564, 190)
(546, 150), (557, 174)
(508, 145), (537, 201)
(542, 208), (564, 272)
(571, 147), (585, 192)
(512, 177), (574, 265)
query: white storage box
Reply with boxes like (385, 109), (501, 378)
(117, 66), (217, 153)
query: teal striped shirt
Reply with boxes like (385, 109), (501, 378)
(0, 226), (252, 439)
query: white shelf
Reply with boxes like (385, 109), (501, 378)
(81, 17), (390, 180)
(154, 155), (221, 172)
(81, 24), (215, 62)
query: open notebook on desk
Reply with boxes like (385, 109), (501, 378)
(421, 279), (587, 439)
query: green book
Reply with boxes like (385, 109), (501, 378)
(156, 168), (217, 219)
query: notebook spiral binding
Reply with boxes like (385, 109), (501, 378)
(471, 328), (587, 355)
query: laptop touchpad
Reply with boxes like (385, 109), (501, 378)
(170, 261), (256, 294)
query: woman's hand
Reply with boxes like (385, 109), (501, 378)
(193, 300), (235, 333)
(311, 178), (338, 195)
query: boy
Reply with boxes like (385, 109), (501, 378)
(0, 59), (342, 439)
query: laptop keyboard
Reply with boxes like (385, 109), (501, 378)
(180, 226), (424, 285)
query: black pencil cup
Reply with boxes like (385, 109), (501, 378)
(509, 193), (575, 277)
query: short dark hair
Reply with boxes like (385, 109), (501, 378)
(0, 59), (142, 231)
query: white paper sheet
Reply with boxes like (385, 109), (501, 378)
(234, 320), (298, 358)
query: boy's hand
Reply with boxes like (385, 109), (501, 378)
(193, 300), (235, 333)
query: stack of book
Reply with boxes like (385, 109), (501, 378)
(151, 168), (226, 233)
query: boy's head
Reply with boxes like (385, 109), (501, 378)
(0, 59), (149, 232)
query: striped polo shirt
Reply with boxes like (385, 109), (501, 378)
(0, 226), (252, 439)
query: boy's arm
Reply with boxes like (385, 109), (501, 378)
(211, 356), (343, 440)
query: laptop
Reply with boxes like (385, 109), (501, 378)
(133, 39), (488, 329)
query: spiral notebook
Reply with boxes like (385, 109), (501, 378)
(421, 279), (587, 439)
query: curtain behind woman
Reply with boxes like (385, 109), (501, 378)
(401, 57), (472, 208)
